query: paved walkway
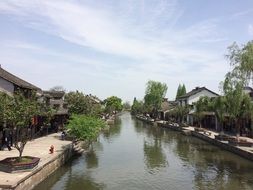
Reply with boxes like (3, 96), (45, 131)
(0, 133), (72, 187)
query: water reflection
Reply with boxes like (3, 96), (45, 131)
(102, 117), (122, 141)
(143, 139), (168, 173)
(85, 150), (99, 169)
(34, 113), (253, 190)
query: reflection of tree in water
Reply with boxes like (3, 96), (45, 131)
(64, 170), (105, 190)
(85, 150), (99, 169)
(143, 138), (168, 173)
(102, 117), (122, 140)
(173, 136), (253, 190)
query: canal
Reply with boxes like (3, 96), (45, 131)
(34, 112), (253, 190)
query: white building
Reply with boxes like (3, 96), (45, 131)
(177, 87), (219, 126)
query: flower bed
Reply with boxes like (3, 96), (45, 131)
(0, 156), (40, 173)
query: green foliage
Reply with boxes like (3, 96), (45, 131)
(223, 75), (253, 124)
(104, 96), (123, 113)
(67, 115), (106, 142)
(170, 105), (190, 123)
(65, 91), (102, 116)
(131, 97), (144, 115)
(226, 41), (253, 84)
(176, 84), (186, 99)
(123, 101), (131, 110)
(0, 91), (52, 160)
(144, 80), (168, 117)
(194, 96), (213, 127)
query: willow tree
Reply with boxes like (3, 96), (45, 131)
(222, 74), (253, 135)
(227, 41), (253, 85)
(194, 96), (212, 128)
(144, 80), (168, 118)
(212, 96), (227, 132)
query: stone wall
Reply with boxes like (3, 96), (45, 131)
(1, 144), (74, 190)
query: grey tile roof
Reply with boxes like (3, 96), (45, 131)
(0, 67), (40, 90)
(177, 87), (219, 100)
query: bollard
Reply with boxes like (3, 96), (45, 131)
(49, 145), (54, 154)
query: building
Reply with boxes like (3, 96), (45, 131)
(0, 66), (41, 149)
(177, 87), (219, 107)
(158, 99), (177, 121)
(0, 66), (41, 96)
(177, 87), (219, 127)
(42, 90), (69, 132)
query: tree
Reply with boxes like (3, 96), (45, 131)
(176, 84), (186, 99)
(0, 91), (51, 161)
(211, 96), (227, 132)
(67, 115), (105, 143)
(176, 84), (182, 99)
(171, 105), (190, 124)
(104, 96), (123, 114)
(131, 97), (144, 115)
(181, 84), (186, 96)
(65, 91), (102, 116)
(144, 80), (168, 118)
(49, 86), (66, 92)
(123, 101), (131, 110)
(226, 41), (253, 85)
(194, 96), (212, 128)
(222, 75), (253, 135)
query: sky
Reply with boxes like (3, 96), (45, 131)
(0, 0), (253, 102)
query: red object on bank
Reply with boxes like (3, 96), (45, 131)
(49, 145), (54, 154)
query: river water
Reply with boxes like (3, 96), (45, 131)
(34, 112), (253, 190)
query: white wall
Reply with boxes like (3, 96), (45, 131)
(0, 77), (14, 95)
(188, 89), (218, 105)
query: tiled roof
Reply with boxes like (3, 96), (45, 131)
(43, 91), (65, 98)
(177, 87), (219, 100)
(0, 67), (40, 90)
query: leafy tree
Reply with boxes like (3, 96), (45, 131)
(176, 84), (182, 99)
(49, 86), (66, 92)
(170, 105), (190, 124)
(226, 41), (253, 85)
(176, 84), (186, 99)
(123, 101), (131, 110)
(104, 96), (123, 114)
(67, 115), (105, 143)
(211, 96), (227, 132)
(65, 91), (102, 116)
(0, 91), (52, 161)
(194, 96), (212, 128)
(131, 97), (144, 115)
(181, 84), (186, 95)
(144, 80), (168, 118)
(222, 75), (253, 134)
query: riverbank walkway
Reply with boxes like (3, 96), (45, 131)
(0, 133), (72, 189)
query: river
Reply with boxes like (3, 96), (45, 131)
(34, 112), (253, 190)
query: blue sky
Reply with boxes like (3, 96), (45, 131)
(0, 0), (253, 102)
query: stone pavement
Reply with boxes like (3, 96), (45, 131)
(0, 133), (72, 188)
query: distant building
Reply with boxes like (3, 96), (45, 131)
(158, 98), (177, 121)
(42, 90), (69, 131)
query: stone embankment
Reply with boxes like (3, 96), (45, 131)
(0, 133), (85, 190)
(136, 115), (253, 162)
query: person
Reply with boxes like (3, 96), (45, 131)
(61, 130), (66, 140)
(2, 128), (12, 151)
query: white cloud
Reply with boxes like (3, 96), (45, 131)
(0, 0), (229, 100)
